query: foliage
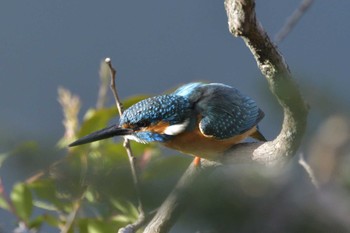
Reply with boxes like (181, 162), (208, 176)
(0, 92), (190, 232)
(1, 88), (350, 233)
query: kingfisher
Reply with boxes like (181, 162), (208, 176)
(69, 82), (266, 164)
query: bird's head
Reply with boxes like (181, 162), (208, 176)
(69, 94), (193, 147)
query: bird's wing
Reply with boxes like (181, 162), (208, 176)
(194, 83), (264, 139)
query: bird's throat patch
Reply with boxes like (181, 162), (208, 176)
(146, 121), (170, 134)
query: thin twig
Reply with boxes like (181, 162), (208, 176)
(274, 0), (314, 44)
(298, 153), (319, 189)
(96, 61), (110, 109)
(104, 58), (145, 218)
(61, 189), (86, 233)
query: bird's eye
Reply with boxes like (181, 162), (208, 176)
(137, 120), (149, 128)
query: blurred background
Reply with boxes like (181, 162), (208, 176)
(1, 0), (350, 232)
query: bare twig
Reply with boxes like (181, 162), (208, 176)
(275, 0), (314, 44)
(96, 60), (111, 109)
(298, 153), (319, 189)
(104, 58), (145, 225)
(61, 189), (85, 233)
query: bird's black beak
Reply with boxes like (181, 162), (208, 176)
(68, 125), (133, 147)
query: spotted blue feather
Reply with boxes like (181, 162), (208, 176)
(175, 83), (264, 139)
(121, 94), (191, 129)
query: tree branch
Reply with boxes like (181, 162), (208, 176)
(225, 0), (308, 167)
(143, 160), (220, 233)
(274, 0), (314, 44)
(144, 0), (308, 232)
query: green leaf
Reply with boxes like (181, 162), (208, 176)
(79, 219), (122, 233)
(42, 214), (60, 227)
(110, 199), (138, 221)
(87, 220), (120, 233)
(29, 179), (63, 211)
(29, 214), (60, 228)
(33, 200), (58, 211)
(14, 141), (39, 155)
(29, 179), (78, 213)
(28, 215), (44, 229)
(0, 196), (9, 210)
(10, 183), (33, 221)
(0, 152), (10, 168)
(84, 189), (95, 203)
(0, 142), (39, 165)
(79, 107), (118, 138)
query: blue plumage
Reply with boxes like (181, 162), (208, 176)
(120, 94), (192, 142)
(176, 82), (263, 139)
(120, 94), (191, 128)
(119, 82), (264, 141)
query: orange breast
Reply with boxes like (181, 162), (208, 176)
(163, 125), (258, 160)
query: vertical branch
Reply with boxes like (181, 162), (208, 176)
(104, 58), (145, 218)
(96, 60), (111, 109)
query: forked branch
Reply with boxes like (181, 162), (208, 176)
(143, 0), (308, 232)
(224, 0), (308, 167)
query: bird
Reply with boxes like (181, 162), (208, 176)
(69, 82), (266, 164)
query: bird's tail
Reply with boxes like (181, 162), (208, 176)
(250, 128), (267, 142)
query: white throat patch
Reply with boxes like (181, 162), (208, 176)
(163, 119), (190, 136)
(124, 135), (148, 144)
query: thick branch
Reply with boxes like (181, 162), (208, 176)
(225, 0), (308, 167)
(144, 0), (308, 232)
(143, 160), (220, 233)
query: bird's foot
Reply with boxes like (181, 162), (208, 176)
(193, 156), (201, 167)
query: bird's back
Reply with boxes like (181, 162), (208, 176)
(163, 82), (265, 158)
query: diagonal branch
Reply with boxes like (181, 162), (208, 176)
(274, 0), (314, 44)
(143, 160), (221, 233)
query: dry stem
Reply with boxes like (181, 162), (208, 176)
(105, 58), (145, 223)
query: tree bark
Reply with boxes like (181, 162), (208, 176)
(143, 0), (308, 232)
